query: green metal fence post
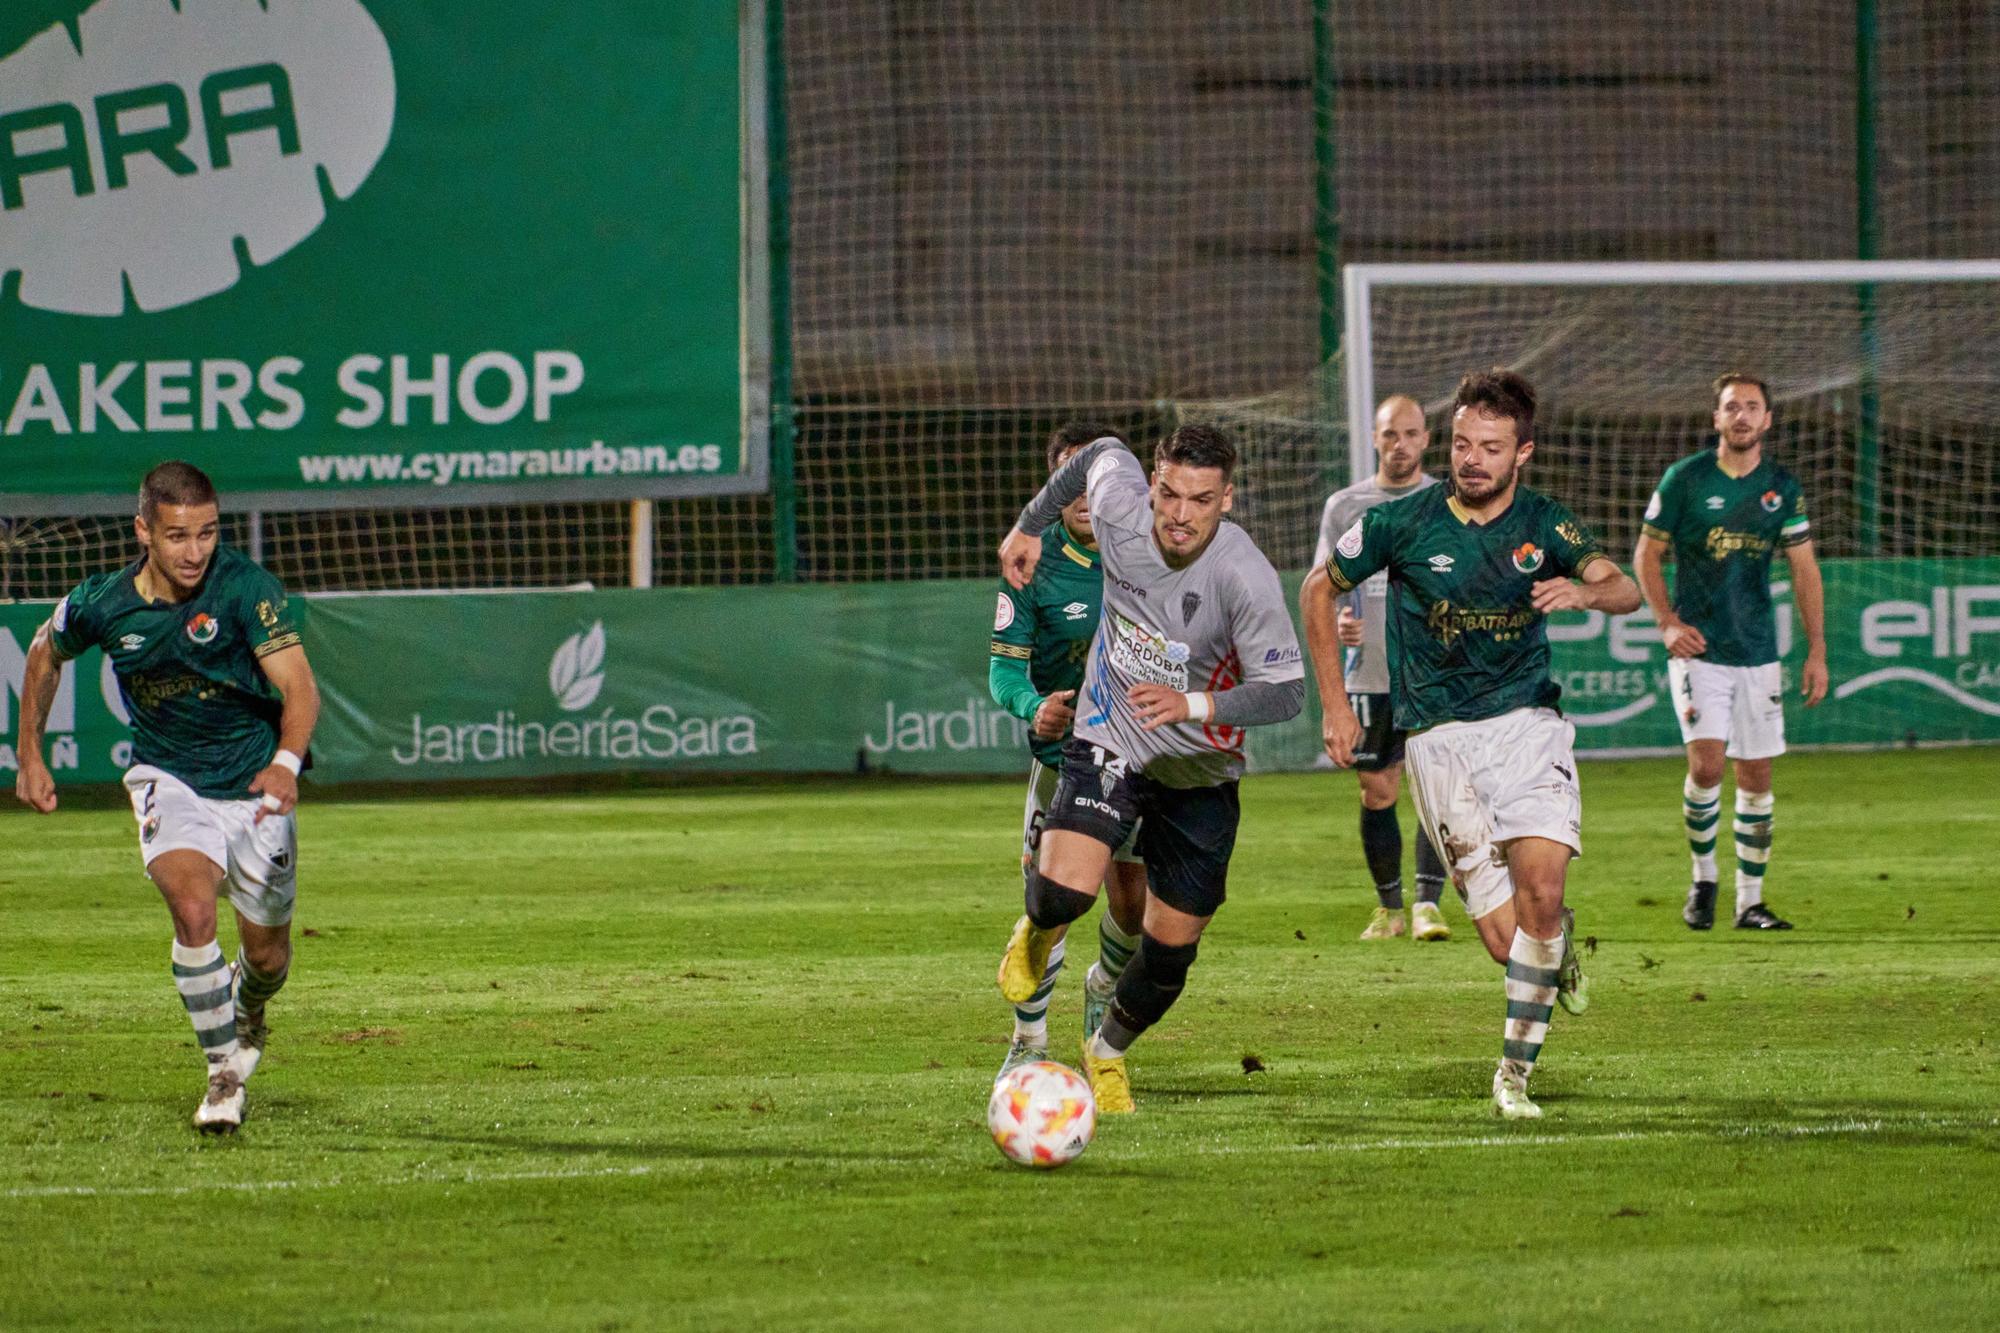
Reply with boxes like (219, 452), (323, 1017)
(1311, 0), (1342, 483)
(767, 0), (798, 581)
(1854, 0), (1881, 554)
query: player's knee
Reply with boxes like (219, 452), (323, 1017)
(1024, 870), (1097, 929)
(242, 938), (291, 976)
(1687, 750), (1726, 788)
(1357, 774), (1399, 810)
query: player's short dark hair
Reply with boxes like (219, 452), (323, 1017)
(139, 461), (218, 521)
(1712, 371), (1771, 409)
(1452, 367), (1536, 444)
(1046, 422), (1126, 472)
(1155, 423), (1237, 480)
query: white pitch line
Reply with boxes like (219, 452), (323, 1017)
(1190, 1115), (1998, 1158)
(5, 1115), (1992, 1201)
(4, 1162), (673, 1201)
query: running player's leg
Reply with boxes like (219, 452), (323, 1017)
(1729, 663), (1791, 930)
(1083, 850), (1146, 1040)
(1001, 761), (1068, 1071)
(1493, 836), (1573, 1118)
(223, 800), (298, 1082)
(999, 741), (1131, 1005)
(1413, 711), (1583, 1118)
(127, 767), (245, 1131)
(1669, 658), (1730, 930)
(1082, 779), (1236, 1113)
(154, 849), (234, 1057)
(1486, 709), (1588, 1116)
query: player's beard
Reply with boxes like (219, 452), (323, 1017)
(1452, 458), (1515, 503)
(1723, 424), (1765, 454)
(1382, 451), (1422, 485)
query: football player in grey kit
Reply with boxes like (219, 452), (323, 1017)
(1310, 394), (1451, 942)
(996, 424), (1304, 1114)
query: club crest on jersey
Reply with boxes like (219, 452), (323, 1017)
(1760, 490), (1782, 512)
(185, 613), (219, 645)
(1510, 542), (1545, 574)
(1181, 591), (1202, 625)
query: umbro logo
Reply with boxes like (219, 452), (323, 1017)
(1706, 496), (1726, 510)
(118, 633), (146, 652)
(1063, 601), (1090, 620)
(1427, 554), (1455, 572)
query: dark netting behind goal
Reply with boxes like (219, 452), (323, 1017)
(5, 1), (1997, 596)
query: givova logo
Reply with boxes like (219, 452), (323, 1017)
(0, 0), (395, 315)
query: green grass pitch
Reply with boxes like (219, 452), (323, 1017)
(3, 749), (1997, 1329)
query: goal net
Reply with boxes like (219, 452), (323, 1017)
(1207, 260), (2000, 767)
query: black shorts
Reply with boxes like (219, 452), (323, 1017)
(1043, 736), (1239, 917)
(1348, 691), (1406, 772)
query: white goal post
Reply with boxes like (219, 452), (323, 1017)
(1341, 259), (2000, 490)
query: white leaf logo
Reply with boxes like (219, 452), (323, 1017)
(549, 621), (606, 712)
(0, 0), (396, 315)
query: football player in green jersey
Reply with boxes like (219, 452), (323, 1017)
(13, 462), (321, 1133)
(1303, 369), (1641, 1119)
(988, 425), (1147, 1078)
(1633, 373), (1827, 933)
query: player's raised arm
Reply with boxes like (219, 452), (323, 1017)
(249, 645), (320, 822)
(12, 619), (69, 813)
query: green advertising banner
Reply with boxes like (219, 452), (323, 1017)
(0, 1), (762, 512)
(5, 560), (1997, 790)
(1263, 558), (2000, 764)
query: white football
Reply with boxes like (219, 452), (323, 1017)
(987, 1060), (1096, 1168)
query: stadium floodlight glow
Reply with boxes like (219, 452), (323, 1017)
(1341, 260), (2000, 488)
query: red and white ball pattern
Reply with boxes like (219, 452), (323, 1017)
(987, 1060), (1096, 1169)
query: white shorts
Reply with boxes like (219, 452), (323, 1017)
(1668, 658), (1786, 760)
(122, 765), (298, 928)
(1024, 758), (1141, 868)
(1404, 707), (1582, 920)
